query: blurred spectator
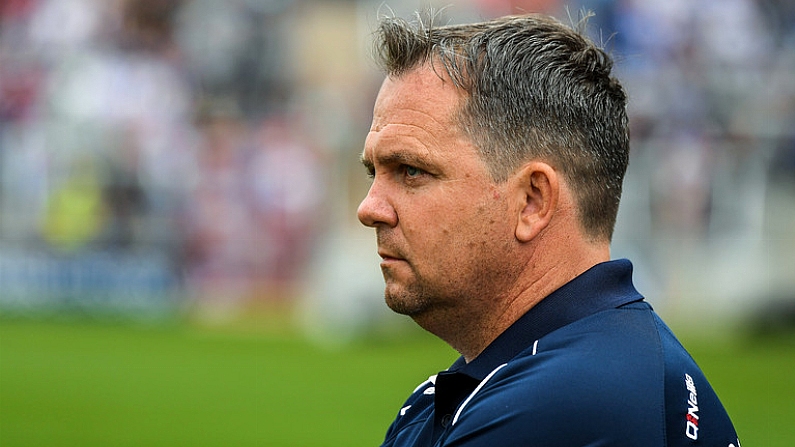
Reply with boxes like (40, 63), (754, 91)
(183, 103), (252, 306)
(183, 105), (325, 305)
(247, 117), (324, 283)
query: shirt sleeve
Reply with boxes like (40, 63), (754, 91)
(655, 316), (740, 447)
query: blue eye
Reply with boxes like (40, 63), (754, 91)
(405, 166), (421, 177)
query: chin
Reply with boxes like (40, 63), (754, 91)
(384, 293), (414, 316)
(384, 286), (430, 317)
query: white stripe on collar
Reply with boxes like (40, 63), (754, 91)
(452, 363), (509, 426)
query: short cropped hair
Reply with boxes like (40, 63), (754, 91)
(373, 13), (630, 242)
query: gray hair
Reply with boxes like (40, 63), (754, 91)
(373, 12), (630, 242)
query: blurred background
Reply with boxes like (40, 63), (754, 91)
(0, 0), (793, 446)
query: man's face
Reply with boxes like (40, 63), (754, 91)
(357, 67), (521, 326)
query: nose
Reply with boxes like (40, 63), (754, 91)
(357, 180), (397, 228)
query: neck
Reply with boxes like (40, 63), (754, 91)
(426, 240), (610, 363)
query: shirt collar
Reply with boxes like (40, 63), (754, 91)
(448, 258), (644, 380)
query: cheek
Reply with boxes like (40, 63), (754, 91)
(402, 218), (454, 253)
(470, 199), (516, 256)
(434, 201), (508, 255)
(399, 184), (511, 255)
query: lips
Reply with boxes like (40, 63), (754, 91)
(378, 249), (404, 261)
(376, 231), (404, 258)
(377, 244), (410, 270)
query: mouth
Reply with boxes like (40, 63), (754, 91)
(376, 233), (406, 265)
(377, 249), (406, 264)
(378, 250), (402, 261)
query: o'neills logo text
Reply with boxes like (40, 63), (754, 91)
(684, 373), (699, 440)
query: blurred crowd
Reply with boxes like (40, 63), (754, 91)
(0, 0), (793, 317)
(601, 0), (795, 235)
(0, 0), (333, 312)
(580, 0), (795, 319)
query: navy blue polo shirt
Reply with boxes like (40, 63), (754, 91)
(380, 259), (739, 447)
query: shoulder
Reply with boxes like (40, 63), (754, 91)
(446, 304), (667, 445)
(652, 315), (740, 446)
(446, 304), (739, 446)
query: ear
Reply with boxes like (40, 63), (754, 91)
(515, 161), (559, 242)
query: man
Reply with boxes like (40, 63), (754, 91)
(357, 12), (739, 447)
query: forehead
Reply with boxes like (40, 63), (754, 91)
(365, 67), (474, 163)
(372, 68), (460, 130)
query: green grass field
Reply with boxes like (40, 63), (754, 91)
(1, 317), (793, 446)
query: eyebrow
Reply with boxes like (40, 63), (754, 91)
(360, 150), (429, 170)
(359, 151), (373, 169)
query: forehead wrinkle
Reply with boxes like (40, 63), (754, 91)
(371, 107), (454, 138)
